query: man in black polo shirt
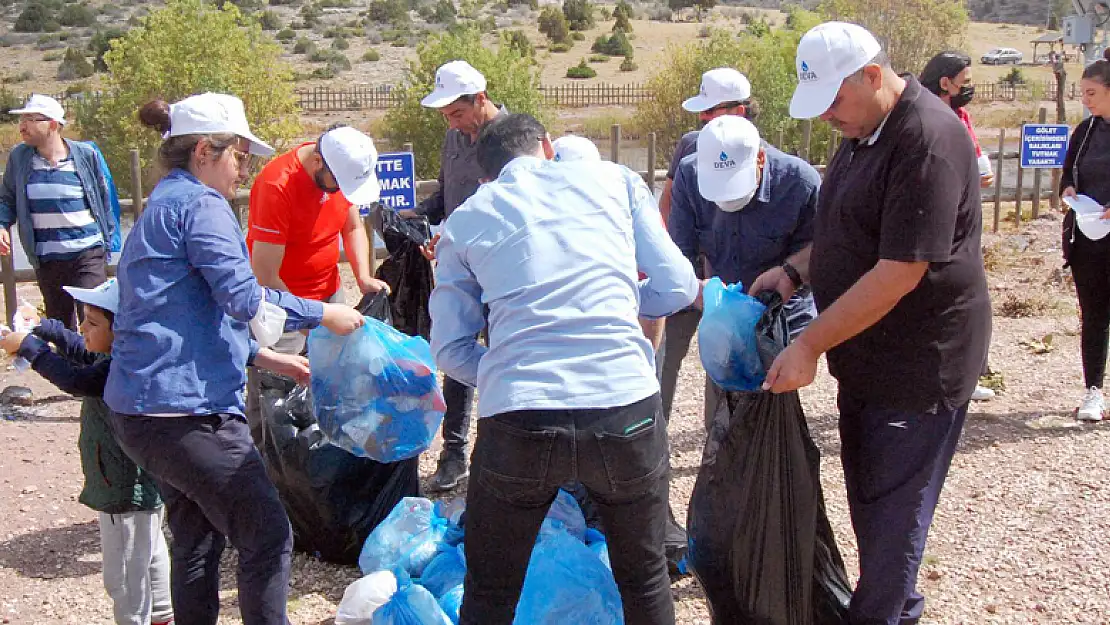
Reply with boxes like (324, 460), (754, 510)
(749, 22), (991, 625)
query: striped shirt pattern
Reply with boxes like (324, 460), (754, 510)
(27, 153), (102, 261)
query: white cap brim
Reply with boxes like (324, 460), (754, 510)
(10, 107), (65, 125)
(789, 80), (842, 120)
(240, 130), (274, 157)
(342, 176), (381, 205)
(63, 284), (118, 315)
(682, 95), (721, 113)
(421, 89), (472, 109)
(698, 159), (759, 203)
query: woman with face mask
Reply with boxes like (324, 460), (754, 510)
(921, 51), (994, 189)
(920, 51), (998, 404)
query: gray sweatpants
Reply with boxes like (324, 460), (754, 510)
(99, 507), (173, 625)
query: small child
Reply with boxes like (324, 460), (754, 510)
(1, 279), (173, 625)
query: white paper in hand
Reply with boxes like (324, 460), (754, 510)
(1064, 194), (1110, 241)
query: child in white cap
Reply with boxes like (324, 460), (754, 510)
(1, 279), (173, 625)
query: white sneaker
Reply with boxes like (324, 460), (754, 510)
(1076, 387), (1105, 423)
(970, 385), (995, 401)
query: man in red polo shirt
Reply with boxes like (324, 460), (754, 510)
(248, 124), (389, 353)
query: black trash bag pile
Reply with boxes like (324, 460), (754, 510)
(688, 291), (853, 625)
(372, 206), (434, 340)
(252, 291), (421, 564)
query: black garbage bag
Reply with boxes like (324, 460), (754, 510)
(688, 292), (853, 625)
(372, 206), (434, 340)
(252, 290), (420, 564)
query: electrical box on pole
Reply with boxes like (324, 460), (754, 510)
(1064, 14), (1095, 44)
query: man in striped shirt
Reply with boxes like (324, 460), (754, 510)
(0, 95), (115, 329)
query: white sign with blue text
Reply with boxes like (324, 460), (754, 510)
(1020, 124), (1069, 169)
(364, 152), (416, 215)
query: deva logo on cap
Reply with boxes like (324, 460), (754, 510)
(714, 151), (736, 170)
(799, 60), (818, 82)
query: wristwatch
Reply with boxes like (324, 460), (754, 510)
(781, 261), (803, 289)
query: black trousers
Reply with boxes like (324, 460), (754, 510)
(1070, 230), (1110, 389)
(33, 245), (108, 330)
(440, 376), (475, 458)
(459, 394), (675, 625)
(108, 412), (293, 625)
(837, 393), (967, 625)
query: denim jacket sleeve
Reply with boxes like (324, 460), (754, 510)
(667, 160), (701, 270)
(182, 192), (324, 329)
(0, 152), (17, 229)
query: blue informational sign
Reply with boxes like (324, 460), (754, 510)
(1020, 124), (1069, 169)
(365, 152), (416, 215)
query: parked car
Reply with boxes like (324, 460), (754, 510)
(981, 48), (1023, 65)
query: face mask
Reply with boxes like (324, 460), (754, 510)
(949, 84), (974, 110)
(717, 188), (757, 213)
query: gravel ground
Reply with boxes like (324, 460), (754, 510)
(2, 214), (1110, 624)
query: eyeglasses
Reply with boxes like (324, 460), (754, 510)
(19, 115), (51, 124)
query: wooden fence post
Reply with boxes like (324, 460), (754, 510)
(402, 142), (413, 154)
(646, 132), (657, 193)
(1032, 107), (1046, 219)
(777, 128), (785, 153)
(826, 130), (839, 165)
(610, 124), (621, 164)
(993, 129), (1004, 233)
(129, 149), (143, 219)
(800, 119), (812, 163)
(2, 246), (15, 327)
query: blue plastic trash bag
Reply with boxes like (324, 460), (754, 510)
(584, 528), (612, 570)
(360, 498), (449, 577)
(514, 526), (624, 624)
(438, 584), (463, 624)
(545, 489), (586, 542)
(372, 580), (453, 625)
(698, 277), (769, 392)
(309, 317), (447, 462)
(419, 544), (467, 598)
(435, 499), (466, 548)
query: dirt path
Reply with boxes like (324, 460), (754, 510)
(2, 214), (1109, 623)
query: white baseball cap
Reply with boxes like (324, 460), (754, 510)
(552, 135), (600, 162)
(10, 93), (66, 125)
(167, 93), (273, 156)
(682, 68), (752, 113)
(421, 60), (487, 109)
(319, 126), (381, 205)
(696, 116), (761, 203)
(64, 278), (119, 315)
(789, 21), (882, 120)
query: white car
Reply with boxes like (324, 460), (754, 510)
(981, 48), (1023, 65)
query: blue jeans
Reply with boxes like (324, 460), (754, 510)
(459, 394), (675, 625)
(837, 393), (967, 625)
(108, 412), (293, 625)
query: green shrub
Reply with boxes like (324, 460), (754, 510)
(293, 37), (316, 53)
(382, 25), (544, 179)
(563, 0), (594, 30)
(276, 28), (296, 41)
(57, 47), (95, 80)
(0, 85), (21, 123)
(15, 3), (60, 32)
(368, 0), (410, 25)
(391, 38), (408, 47)
(619, 55), (637, 71)
(43, 50), (63, 61)
(549, 42), (571, 53)
(259, 9), (282, 30)
(431, 0), (456, 23)
(1001, 67), (1026, 85)
(612, 0), (632, 32)
(2, 71), (35, 84)
(75, 0), (299, 195)
(591, 30), (632, 56)
(571, 31), (585, 41)
(588, 54), (607, 62)
(566, 58), (597, 79)
(538, 6), (568, 44)
(505, 29), (533, 59)
(332, 35), (350, 49)
(362, 48), (381, 61)
(58, 3), (95, 27)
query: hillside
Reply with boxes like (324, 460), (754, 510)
(720, 0), (1068, 26)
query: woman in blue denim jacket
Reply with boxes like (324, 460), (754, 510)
(104, 93), (365, 625)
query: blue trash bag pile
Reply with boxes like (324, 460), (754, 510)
(339, 492), (623, 624)
(308, 317), (447, 463)
(698, 277), (770, 392)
